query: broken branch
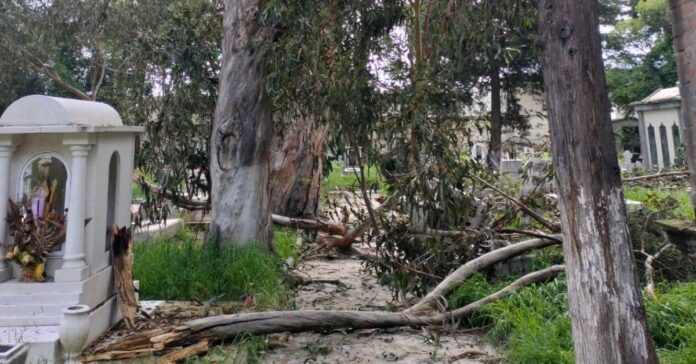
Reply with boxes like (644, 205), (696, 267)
(407, 235), (562, 313)
(472, 175), (561, 232)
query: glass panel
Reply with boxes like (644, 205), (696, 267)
(20, 154), (68, 218)
(660, 124), (671, 168)
(648, 125), (658, 167)
(673, 124), (682, 149)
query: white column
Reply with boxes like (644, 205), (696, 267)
(0, 145), (16, 282)
(55, 145), (91, 282)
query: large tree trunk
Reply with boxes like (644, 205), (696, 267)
(269, 118), (328, 217)
(537, 1), (658, 363)
(487, 66), (502, 171)
(208, 0), (273, 249)
(670, 0), (696, 218)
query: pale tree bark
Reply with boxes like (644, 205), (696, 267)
(487, 66), (502, 171)
(537, 1), (658, 363)
(269, 118), (328, 217)
(208, 0), (274, 249)
(670, 0), (696, 218)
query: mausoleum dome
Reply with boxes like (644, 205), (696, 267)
(0, 95), (122, 127)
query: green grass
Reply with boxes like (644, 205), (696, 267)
(274, 227), (300, 263)
(322, 161), (387, 196)
(450, 276), (696, 364)
(133, 227), (290, 309)
(624, 186), (694, 219)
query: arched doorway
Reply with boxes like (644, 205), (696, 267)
(106, 152), (120, 252)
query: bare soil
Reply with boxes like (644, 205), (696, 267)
(262, 257), (499, 364)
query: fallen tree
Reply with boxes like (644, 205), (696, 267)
(407, 235), (562, 312)
(81, 264), (565, 362)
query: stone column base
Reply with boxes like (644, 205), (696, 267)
(0, 266), (11, 282)
(54, 265), (90, 282)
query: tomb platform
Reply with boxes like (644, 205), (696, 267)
(0, 95), (143, 363)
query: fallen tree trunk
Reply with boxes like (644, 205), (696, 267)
(622, 171), (689, 182)
(81, 265), (564, 362)
(407, 235), (562, 313)
(271, 214), (347, 236)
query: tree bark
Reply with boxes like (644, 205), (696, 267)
(487, 66), (502, 171)
(537, 1), (658, 363)
(208, 0), (274, 249)
(669, 0), (696, 218)
(269, 117), (328, 217)
(111, 226), (138, 330)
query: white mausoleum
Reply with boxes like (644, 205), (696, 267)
(632, 86), (684, 170)
(0, 95), (143, 363)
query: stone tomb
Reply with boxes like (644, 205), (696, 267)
(0, 95), (143, 363)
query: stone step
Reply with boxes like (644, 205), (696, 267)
(0, 303), (69, 317)
(0, 315), (62, 327)
(0, 292), (80, 306)
(0, 280), (82, 295)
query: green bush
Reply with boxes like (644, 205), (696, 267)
(133, 230), (289, 308)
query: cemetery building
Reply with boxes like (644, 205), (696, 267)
(631, 86), (684, 170)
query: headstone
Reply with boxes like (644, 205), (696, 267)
(521, 158), (554, 196)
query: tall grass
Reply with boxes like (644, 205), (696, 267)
(451, 276), (696, 364)
(133, 228), (289, 309)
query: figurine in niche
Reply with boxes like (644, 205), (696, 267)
(4, 155), (70, 281)
(30, 157), (60, 226)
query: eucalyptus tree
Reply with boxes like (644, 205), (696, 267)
(538, 0), (658, 361)
(669, 0), (696, 216)
(444, 0), (541, 170)
(0, 0), (221, 208)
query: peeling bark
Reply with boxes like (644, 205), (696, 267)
(208, 0), (273, 249)
(269, 118), (328, 217)
(537, 1), (658, 362)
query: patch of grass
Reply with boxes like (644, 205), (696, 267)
(322, 161), (387, 196)
(624, 186), (693, 219)
(647, 283), (696, 363)
(274, 227), (299, 263)
(133, 228), (289, 309)
(184, 335), (268, 363)
(450, 276), (696, 364)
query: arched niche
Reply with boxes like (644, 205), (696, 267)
(17, 152), (70, 252)
(18, 152), (70, 218)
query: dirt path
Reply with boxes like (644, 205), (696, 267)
(262, 257), (499, 363)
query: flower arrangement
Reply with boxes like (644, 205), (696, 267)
(4, 179), (67, 281)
